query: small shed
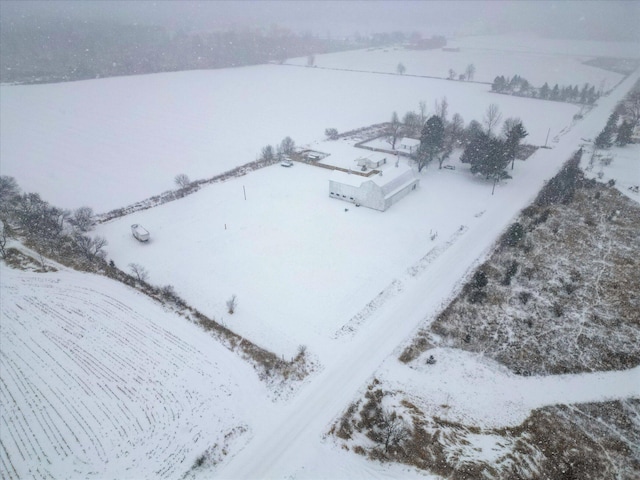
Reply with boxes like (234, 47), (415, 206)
(356, 152), (388, 170)
(329, 164), (419, 211)
(397, 137), (420, 154)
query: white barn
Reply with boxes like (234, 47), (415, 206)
(329, 164), (419, 211)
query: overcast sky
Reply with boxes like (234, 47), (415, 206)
(2, 1), (639, 41)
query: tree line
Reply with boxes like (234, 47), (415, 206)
(592, 83), (640, 153)
(383, 99), (528, 194)
(0, 17), (352, 84)
(492, 75), (601, 105)
(0, 176), (105, 265)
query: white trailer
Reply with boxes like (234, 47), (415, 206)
(131, 224), (150, 242)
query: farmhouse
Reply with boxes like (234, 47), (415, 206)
(329, 164), (419, 211)
(396, 137), (420, 155)
(356, 152), (388, 170)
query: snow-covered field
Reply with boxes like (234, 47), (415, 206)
(583, 142), (640, 200)
(450, 34), (640, 59)
(2, 54), (581, 213)
(288, 34), (639, 88)
(96, 150), (492, 357)
(0, 264), (265, 479)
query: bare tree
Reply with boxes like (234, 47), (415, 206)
(386, 111), (402, 149)
(418, 100), (428, 125)
(483, 103), (503, 136)
(279, 136), (295, 156)
(226, 294), (237, 314)
(0, 176), (20, 212)
(74, 234), (108, 262)
(396, 62), (406, 75)
(465, 63), (476, 81)
(447, 68), (456, 80)
(402, 111), (422, 136)
(501, 117), (523, 138)
(449, 113), (465, 145)
(307, 54), (315, 67)
(439, 113), (465, 169)
(0, 220), (12, 259)
(434, 96), (449, 123)
(128, 262), (149, 282)
(324, 128), (339, 140)
(380, 410), (410, 452)
(260, 145), (275, 162)
(174, 173), (190, 189)
(69, 206), (94, 232)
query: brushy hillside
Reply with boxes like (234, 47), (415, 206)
(331, 380), (640, 479)
(401, 158), (640, 375)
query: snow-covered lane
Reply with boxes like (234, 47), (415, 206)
(215, 67), (640, 479)
(382, 350), (640, 430)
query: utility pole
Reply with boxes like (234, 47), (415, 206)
(544, 128), (551, 148)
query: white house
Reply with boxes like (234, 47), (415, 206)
(329, 164), (419, 211)
(397, 137), (420, 154)
(356, 152), (388, 170)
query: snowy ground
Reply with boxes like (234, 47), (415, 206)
(288, 34), (639, 88)
(0, 263), (266, 479)
(95, 132), (570, 360)
(2, 34), (639, 479)
(382, 349), (640, 430)
(450, 34), (640, 59)
(2, 51), (581, 213)
(213, 63), (640, 479)
(582, 142), (640, 202)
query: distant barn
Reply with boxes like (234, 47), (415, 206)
(329, 164), (419, 211)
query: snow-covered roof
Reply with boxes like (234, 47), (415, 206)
(329, 169), (367, 187)
(355, 152), (389, 165)
(398, 137), (420, 149)
(330, 164), (417, 194)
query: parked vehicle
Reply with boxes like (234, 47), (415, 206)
(131, 224), (150, 242)
(281, 160), (294, 167)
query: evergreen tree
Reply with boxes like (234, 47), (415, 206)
(580, 84), (589, 104)
(464, 120), (483, 144)
(616, 120), (633, 146)
(594, 128), (613, 149)
(492, 75), (506, 92)
(505, 121), (529, 169)
(605, 111), (620, 133)
(416, 115), (445, 171)
(462, 132), (510, 185)
(540, 82), (550, 99)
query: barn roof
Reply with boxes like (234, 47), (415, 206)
(330, 164), (417, 194)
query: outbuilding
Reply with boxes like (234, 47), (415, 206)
(329, 164), (419, 211)
(397, 137), (420, 155)
(356, 152), (388, 170)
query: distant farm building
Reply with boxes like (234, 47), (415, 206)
(329, 164), (419, 211)
(397, 138), (420, 155)
(356, 152), (388, 170)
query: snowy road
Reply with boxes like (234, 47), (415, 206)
(217, 69), (640, 479)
